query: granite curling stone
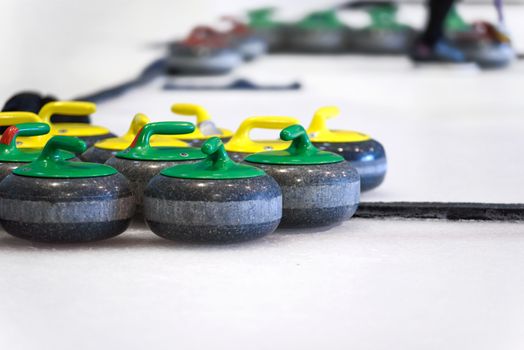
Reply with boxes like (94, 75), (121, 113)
(287, 10), (349, 53)
(80, 113), (189, 163)
(38, 101), (115, 147)
(0, 123), (75, 181)
(167, 26), (243, 75)
(247, 8), (289, 52)
(450, 21), (515, 69)
(105, 121), (205, 212)
(307, 106), (386, 192)
(245, 124), (360, 228)
(222, 16), (268, 61)
(170, 103), (233, 147)
(346, 3), (416, 54)
(144, 137), (282, 243)
(0, 136), (135, 243)
(224, 116), (299, 162)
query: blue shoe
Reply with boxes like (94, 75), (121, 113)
(410, 39), (467, 63)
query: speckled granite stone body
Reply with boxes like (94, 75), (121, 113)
(248, 161), (360, 228)
(287, 28), (348, 53)
(106, 157), (199, 212)
(167, 44), (243, 75)
(347, 29), (416, 54)
(144, 175), (282, 243)
(0, 162), (24, 182)
(227, 151), (251, 162)
(0, 173), (134, 242)
(312, 139), (387, 192)
(80, 147), (118, 164)
(252, 27), (288, 52)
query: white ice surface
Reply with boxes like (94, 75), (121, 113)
(1, 3), (524, 350)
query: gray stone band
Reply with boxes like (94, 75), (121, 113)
(280, 183), (360, 209)
(144, 196), (282, 225)
(0, 197), (135, 223)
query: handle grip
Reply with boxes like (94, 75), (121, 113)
(280, 124), (316, 156)
(129, 122), (195, 150)
(0, 112), (43, 126)
(234, 116), (300, 141)
(38, 136), (87, 161)
(0, 123), (50, 146)
(171, 103), (211, 124)
(307, 106), (340, 135)
(39, 101), (96, 124)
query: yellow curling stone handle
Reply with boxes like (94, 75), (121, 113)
(225, 116), (300, 153)
(39, 101), (110, 137)
(171, 103), (233, 140)
(307, 106), (370, 143)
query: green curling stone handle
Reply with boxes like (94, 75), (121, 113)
(201, 136), (233, 171)
(129, 122), (194, 151)
(14, 136), (117, 178)
(161, 137), (265, 179)
(0, 123), (52, 162)
(245, 124), (343, 165)
(117, 121), (205, 161)
(0, 123), (50, 148)
(38, 135), (87, 160)
(280, 125), (318, 157)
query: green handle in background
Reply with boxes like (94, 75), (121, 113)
(298, 10), (345, 29)
(0, 123), (52, 162)
(130, 122), (195, 150)
(0, 123), (50, 147)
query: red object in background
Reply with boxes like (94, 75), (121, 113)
(182, 26), (230, 48)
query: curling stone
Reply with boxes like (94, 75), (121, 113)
(0, 123), (75, 181)
(346, 3), (417, 54)
(39, 101), (115, 147)
(1, 92), (90, 129)
(105, 122), (206, 212)
(0, 136), (135, 243)
(224, 116), (299, 161)
(307, 106), (386, 192)
(247, 8), (289, 52)
(80, 113), (189, 163)
(167, 26), (243, 75)
(450, 21), (515, 69)
(170, 103), (233, 147)
(287, 10), (349, 53)
(144, 137), (282, 243)
(222, 16), (268, 61)
(245, 125), (360, 228)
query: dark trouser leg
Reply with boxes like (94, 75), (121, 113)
(421, 0), (456, 46)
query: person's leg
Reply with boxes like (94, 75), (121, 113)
(410, 0), (466, 63)
(421, 0), (456, 46)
